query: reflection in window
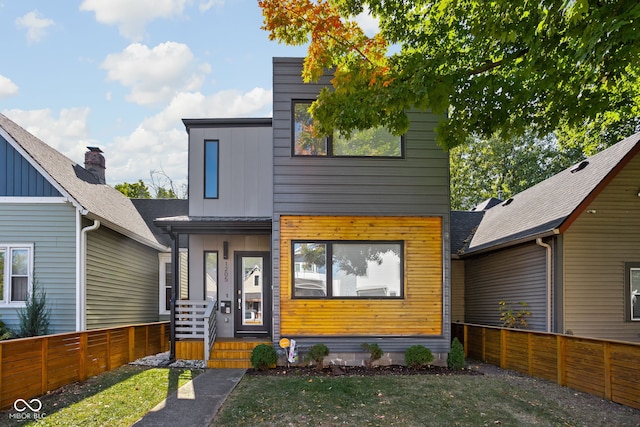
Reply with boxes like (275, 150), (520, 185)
(205, 140), (219, 198)
(293, 102), (327, 156)
(293, 241), (402, 298)
(632, 268), (640, 321)
(292, 100), (402, 157)
(205, 252), (218, 302)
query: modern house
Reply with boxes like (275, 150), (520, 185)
(453, 132), (640, 342)
(0, 113), (170, 334)
(156, 57), (451, 366)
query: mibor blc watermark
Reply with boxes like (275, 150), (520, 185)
(8, 398), (46, 421)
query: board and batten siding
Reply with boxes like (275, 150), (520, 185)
(271, 58), (451, 352)
(85, 225), (159, 329)
(563, 151), (640, 342)
(187, 123), (273, 218)
(280, 216), (443, 352)
(0, 135), (61, 197)
(0, 202), (77, 332)
(464, 242), (548, 331)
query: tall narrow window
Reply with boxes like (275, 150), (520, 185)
(205, 140), (219, 198)
(205, 252), (218, 302)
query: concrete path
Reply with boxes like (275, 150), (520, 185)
(133, 369), (245, 427)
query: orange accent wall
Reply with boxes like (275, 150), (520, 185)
(280, 216), (443, 336)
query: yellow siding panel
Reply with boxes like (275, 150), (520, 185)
(280, 216), (442, 336)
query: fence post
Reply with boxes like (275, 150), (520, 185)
(0, 344), (3, 404)
(128, 326), (135, 362)
(41, 337), (48, 394)
(160, 323), (166, 352)
(603, 342), (612, 400)
(463, 324), (468, 358)
(557, 335), (566, 386)
(106, 330), (112, 371)
(527, 333), (533, 376)
(500, 329), (507, 369)
(79, 332), (88, 382)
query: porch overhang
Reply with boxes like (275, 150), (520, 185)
(154, 215), (272, 235)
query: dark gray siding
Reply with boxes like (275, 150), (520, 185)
(271, 57), (451, 353)
(0, 202), (76, 333)
(0, 135), (61, 197)
(464, 242), (548, 331)
(86, 225), (159, 328)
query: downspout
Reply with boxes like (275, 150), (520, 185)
(80, 219), (100, 331)
(536, 238), (552, 333)
(167, 227), (178, 361)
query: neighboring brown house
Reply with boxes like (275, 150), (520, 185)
(453, 132), (640, 342)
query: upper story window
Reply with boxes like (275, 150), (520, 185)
(292, 241), (403, 298)
(204, 140), (219, 198)
(0, 244), (33, 305)
(292, 101), (404, 158)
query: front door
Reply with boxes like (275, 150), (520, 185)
(234, 252), (271, 337)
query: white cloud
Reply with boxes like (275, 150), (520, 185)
(0, 75), (19, 98)
(353, 6), (379, 36)
(80, 0), (188, 41)
(15, 10), (54, 43)
(199, 0), (224, 11)
(101, 42), (211, 106)
(2, 108), (92, 163)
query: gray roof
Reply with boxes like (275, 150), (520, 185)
(0, 113), (165, 250)
(465, 131), (640, 254)
(132, 199), (188, 247)
(450, 211), (484, 256)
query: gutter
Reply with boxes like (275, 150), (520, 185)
(79, 219), (100, 331)
(536, 238), (552, 333)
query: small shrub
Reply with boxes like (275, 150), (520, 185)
(447, 337), (465, 370)
(361, 342), (383, 368)
(499, 300), (531, 329)
(17, 279), (51, 337)
(304, 343), (330, 370)
(250, 344), (277, 371)
(404, 345), (433, 369)
(0, 319), (14, 340)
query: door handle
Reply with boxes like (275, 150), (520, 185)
(238, 298), (241, 310)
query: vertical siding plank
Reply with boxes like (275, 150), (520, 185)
(604, 342), (611, 400)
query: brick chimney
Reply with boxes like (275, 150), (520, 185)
(84, 147), (106, 184)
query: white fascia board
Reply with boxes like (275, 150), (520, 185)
(0, 126), (86, 213)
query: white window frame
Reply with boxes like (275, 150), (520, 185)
(0, 244), (34, 306)
(159, 253), (172, 315)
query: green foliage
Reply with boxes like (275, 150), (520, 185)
(261, 0), (640, 150)
(17, 279), (51, 337)
(304, 343), (330, 370)
(499, 301), (532, 329)
(450, 131), (585, 210)
(155, 187), (178, 199)
(0, 318), (15, 340)
(447, 338), (465, 370)
(250, 344), (278, 371)
(114, 180), (151, 199)
(360, 342), (383, 367)
(404, 345), (433, 369)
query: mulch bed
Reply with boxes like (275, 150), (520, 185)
(246, 364), (483, 377)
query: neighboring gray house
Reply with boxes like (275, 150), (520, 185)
(453, 132), (640, 342)
(157, 57), (451, 365)
(0, 113), (169, 333)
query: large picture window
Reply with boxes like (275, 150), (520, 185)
(204, 140), (219, 198)
(0, 244), (33, 304)
(292, 101), (403, 158)
(626, 263), (640, 321)
(293, 241), (403, 298)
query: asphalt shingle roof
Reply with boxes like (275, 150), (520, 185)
(466, 132), (640, 254)
(0, 113), (164, 249)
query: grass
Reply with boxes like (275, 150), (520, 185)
(215, 374), (639, 427)
(0, 365), (203, 427)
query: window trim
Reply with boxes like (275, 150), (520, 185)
(291, 240), (404, 299)
(159, 253), (171, 315)
(204, 140), (219, 199)
(0, 243), (33, 306)
(291, 100), (405, 158)
(625, 262), (640, 322)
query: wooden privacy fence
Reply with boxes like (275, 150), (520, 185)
(0, 321), (169, 410)
(452, 322), (640, 410)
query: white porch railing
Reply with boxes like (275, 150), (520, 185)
(175, 299), (217, 361)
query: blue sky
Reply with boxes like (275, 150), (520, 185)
(0, 0), (318, 193)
